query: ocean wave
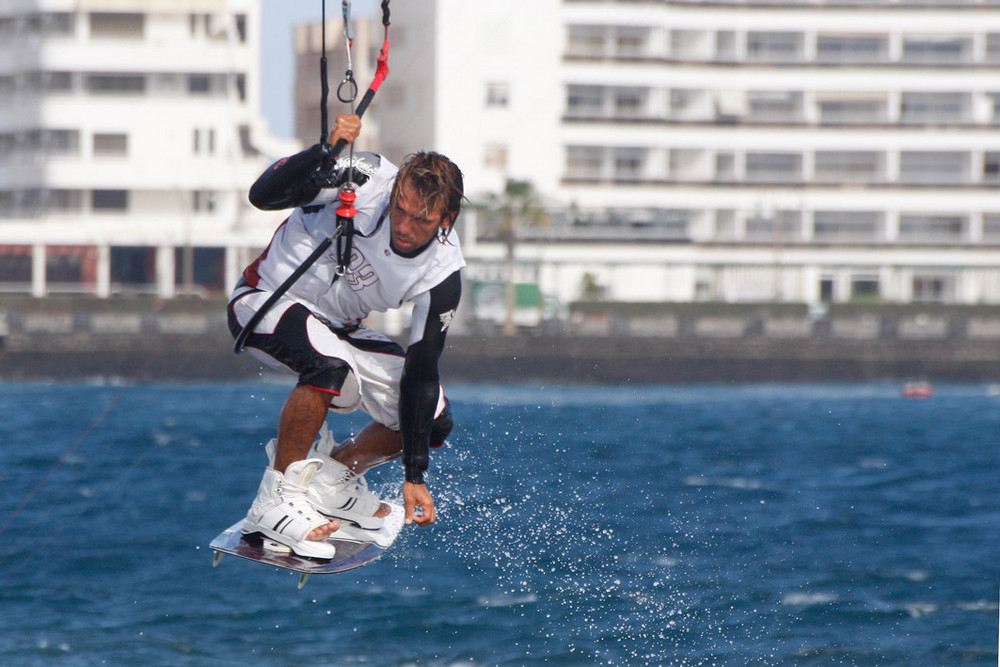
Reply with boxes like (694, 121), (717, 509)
(780, 592), (838, 607)
(477, 592), (539, 608)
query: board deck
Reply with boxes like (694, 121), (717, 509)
(210, 503), (404, 587)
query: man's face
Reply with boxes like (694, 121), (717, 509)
(390, 182), (451, 253)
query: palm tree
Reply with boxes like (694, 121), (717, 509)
(472, 179), (549, 335)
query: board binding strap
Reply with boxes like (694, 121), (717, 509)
(210, 503), (404, 588)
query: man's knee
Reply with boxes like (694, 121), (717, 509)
(299, 359), (361, 411)
(429, 397), (453, 448)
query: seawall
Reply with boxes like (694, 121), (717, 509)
(0, 297), (997, 384)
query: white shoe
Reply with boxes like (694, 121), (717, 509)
(242, 459), (337, 560)
(306, 425), (385, 530)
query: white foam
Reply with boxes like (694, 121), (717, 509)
(477, 592), (539, 608)
(780, 592), (838, 607)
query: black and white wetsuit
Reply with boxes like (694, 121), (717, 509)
(228, 149), (464, 484)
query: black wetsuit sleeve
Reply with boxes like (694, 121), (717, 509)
(248, 143), (326, 210)
(398, 270), (462, 484)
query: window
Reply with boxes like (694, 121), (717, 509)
(486, 82), (509, 108)
(671, 30), (706, 59)
(813, 211), (884, 242)
(816, 34), (889, 63)
(900, 92), (970, 123)
(235, 14), (247, 43)
(567, 25), (606, 57)
(746, 31), (803, 63)
(984, 152), (1000, 182)
(483, 144), (508, 170)
(615, 27), (648, 58)
(24, 129), (79, 155)
(899, 214), (966, 243)
(613, 148), (646, 181)
(90, 12), (144, 38)
(746, 211), (801, 241)
(986, 93), (1000, 124)
(902, 36), (972, 64)
(819, 278), (834, 302)
(912, 275), (954, 303)
(0, 247), (31, 280)
(899, 151), (969, 184)
(85, 74), (145, 95)
(817, 93), (887, 124)
(566, 146), (603, 179)
(716, 31), (738, 60)
(614, 87), (647, 118)
(44, 189), (83, 212)
(851, 276), (880, 302)
(747, 91), (802, 122)
(670, 149), (705, 180)
(983, 214), (1000, 241)
(92, 189), (128, 212)
(93, 133), (128, 157)
(814, 151), (885, 183)
(566, 85), (604, 117)
(988, 34), (1000, 62)
(239, 125), (259, 157)
(670, 89), (705, 119)
(175, 247), (226, 291)
(0, 132), (14, 157)
(192, 190), (215, 213)
(193, 128), (216, 155)
(111, 247), (155, 285)
(37, 12), (75, 36)
(715, 209), (737, 239)
(42, 71), (73, 92)
(715, 152), (736, 181)
(188, 75), (211, 95)
(745, 152), (802, 182)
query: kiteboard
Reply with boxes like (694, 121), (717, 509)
(210, 502), (404, 588)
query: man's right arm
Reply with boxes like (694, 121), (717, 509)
(249, 115), (362, 211)
(248, 144), (326, 211)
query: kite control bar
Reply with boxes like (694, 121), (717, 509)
(234, 0), (391, 355)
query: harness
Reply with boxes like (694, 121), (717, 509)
(234, 0), (391, 354)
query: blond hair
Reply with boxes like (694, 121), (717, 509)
(391, 152), (464, 226)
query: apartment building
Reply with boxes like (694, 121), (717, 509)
(373, 0), (1000, 307)
(2, 0), (997, 310)
(0, 0), (291, 297)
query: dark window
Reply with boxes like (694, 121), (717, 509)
(90, 12), (144, 38)
(93, 189), (128, 211)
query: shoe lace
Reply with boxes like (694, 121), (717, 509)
(331, 466), (375, 500)
(279, 476), (310, 500)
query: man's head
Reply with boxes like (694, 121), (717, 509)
(389, 152), (464, 253)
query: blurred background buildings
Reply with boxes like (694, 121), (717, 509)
(2, 0), (999, 332)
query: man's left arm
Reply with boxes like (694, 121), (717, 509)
(398, 270), (461, 520)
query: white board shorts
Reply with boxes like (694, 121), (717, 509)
(230, 288), (444, 431)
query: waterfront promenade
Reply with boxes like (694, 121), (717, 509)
(1, 297), (997, 384)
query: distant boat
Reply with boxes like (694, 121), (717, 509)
(902, 381), (934, 398)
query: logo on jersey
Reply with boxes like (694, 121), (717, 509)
(332, 247), (378, 291)
(439, 309), (456, 332)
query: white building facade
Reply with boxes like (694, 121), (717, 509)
(374, 0), (1000, 308)
(0, 0), (293, 297)
(1, 0), (997, 311)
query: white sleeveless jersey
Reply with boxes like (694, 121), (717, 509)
(244, 154), (466, 333)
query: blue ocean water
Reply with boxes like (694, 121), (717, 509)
(0, 380), (996, 665)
